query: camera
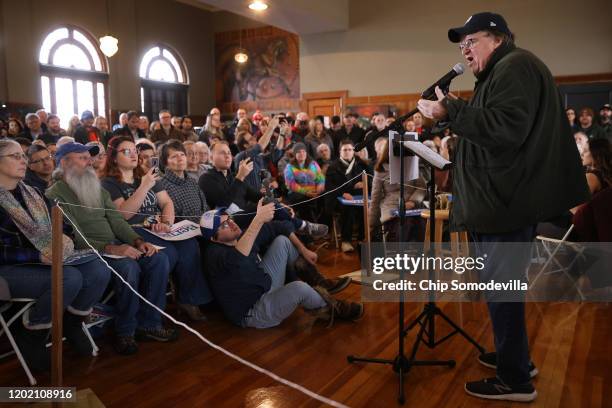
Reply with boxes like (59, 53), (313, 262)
(259, 169), (275, 204)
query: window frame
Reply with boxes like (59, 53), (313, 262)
(38, 25), (110, 119)
(139, 44), (189, 119)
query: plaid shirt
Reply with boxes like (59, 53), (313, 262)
(160, 170), (209, 223)
(0, 186), (71, 265)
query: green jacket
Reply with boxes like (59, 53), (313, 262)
(46, 180), (141, 251)
(444, 43), (590, 234)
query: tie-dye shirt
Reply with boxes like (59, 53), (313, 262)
(284, 161), (325, 195)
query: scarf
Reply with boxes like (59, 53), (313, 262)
(339, 157), (356, 176)
(0, 181), (74, 261)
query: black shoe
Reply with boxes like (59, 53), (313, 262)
(478, 352), (539, 378)
(63, 313), (93, 356)
(13, 323), (50, 372)
(113, 335), (138, 355)
(135, 326), (178, 342)
(465, 377), (537, 402)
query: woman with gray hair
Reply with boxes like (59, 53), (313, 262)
(0, 138), (110, 371)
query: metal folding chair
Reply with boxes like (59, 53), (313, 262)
(530, 225), (587, 300)
(0, 294), (38, 385)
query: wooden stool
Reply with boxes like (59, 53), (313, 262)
(420, 209), (474, 322)
(421, 210), (469, 257)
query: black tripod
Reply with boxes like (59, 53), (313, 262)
(347, 134), (486, 405)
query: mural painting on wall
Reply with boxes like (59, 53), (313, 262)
(215, 26), (300, 112)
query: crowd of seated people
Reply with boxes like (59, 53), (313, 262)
(0, 100), (609, 374)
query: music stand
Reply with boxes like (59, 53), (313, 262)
(347, 136), (486, 405)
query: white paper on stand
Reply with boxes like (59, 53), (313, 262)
(403, 140), (452, 170)
(142, 220), (202, 241)
(389, 130), (420, 185)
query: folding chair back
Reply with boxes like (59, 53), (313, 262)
(0, 279), (38, 385)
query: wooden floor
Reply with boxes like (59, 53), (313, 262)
(0, 246), (610, 408)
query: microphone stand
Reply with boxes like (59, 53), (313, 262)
(347, 136), (485, 405)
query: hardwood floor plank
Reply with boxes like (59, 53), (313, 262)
(0, 246), (609, 407)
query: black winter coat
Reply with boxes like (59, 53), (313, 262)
(444, 43), (589, 233)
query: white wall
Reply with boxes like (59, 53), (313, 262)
(300, 0), (612, 96)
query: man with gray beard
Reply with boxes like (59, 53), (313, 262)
(46, 142), (177, 356)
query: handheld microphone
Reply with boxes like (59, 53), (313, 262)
(421, 63), (465, 99)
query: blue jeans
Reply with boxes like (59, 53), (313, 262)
(243, 236), (326, 328)
(0, 258), (111, 329)
(106, 252), (170, 336)
(134, 228), (213, 305)
(471, 225), (535, 386)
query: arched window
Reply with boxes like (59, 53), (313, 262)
(139, 45), (189, 119)
(39, 26), (109, 128)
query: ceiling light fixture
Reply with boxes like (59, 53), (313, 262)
(248, 1), (268, 11)
(99, 0), (118, 57)
(234, 28), (248, 64)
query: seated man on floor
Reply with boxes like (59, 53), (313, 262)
(46, 142), (177, 356)
(202, 200), (362, 329)
(198, 141), (328, 239)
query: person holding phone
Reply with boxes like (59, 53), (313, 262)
(136, 143), (157, 173)
(102, 136), (212, 321)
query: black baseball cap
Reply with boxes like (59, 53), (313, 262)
(448, 12), (511, 43)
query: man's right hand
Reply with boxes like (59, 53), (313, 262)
(236, 158), (254, 181)
(254, 198), (275, 224)
(105, 244), (143, 259)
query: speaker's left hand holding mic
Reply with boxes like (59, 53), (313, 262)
(417, 86), (458, 121)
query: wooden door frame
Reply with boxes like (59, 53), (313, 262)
(302, 90), (348, 115)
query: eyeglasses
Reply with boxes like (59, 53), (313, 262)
(29, 155), (53, 165)
(458, 34), (489, 51)
(0, 152), (28, 162)
(119, 148), (138, 157)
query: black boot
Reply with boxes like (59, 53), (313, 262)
(64, 312), (93, 356)
(13, 322), (50, 372)
(293, 256), (352, 294)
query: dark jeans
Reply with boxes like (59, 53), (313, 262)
(134, 228), (213, 306)
(106, 252), (170, 336)
(471, 225), (535, 386)
(232, 203), (303, 232)
(339, 205), (363, 242)
(0, 258), (111, 329)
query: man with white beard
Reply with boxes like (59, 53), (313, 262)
(46, 142), (177, 356)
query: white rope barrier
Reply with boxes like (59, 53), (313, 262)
(56, 172), (367, 218)
(56, 203), (350, 408)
